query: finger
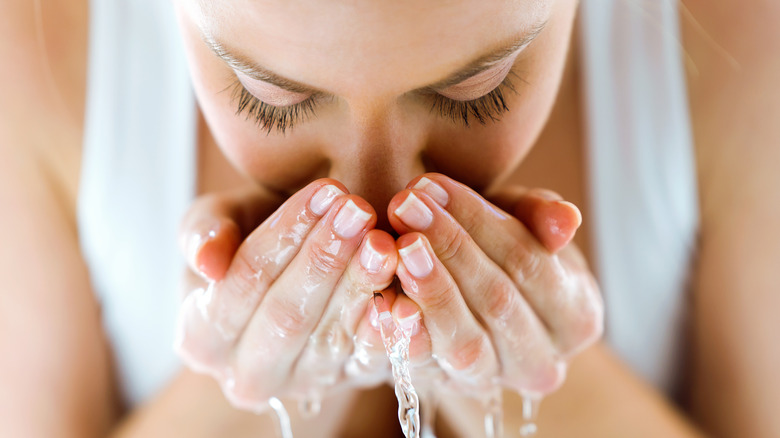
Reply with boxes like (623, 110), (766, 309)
(393, 174), (603, 356)
(389, 195), (564, 393)
(395, 233), (499, 388)
(344, 292), (396, 385)
(183, 217), (241, 281)
(175, 179), (346, 372)
(292, 229), (398, 389)
(231, 196), (376, 402)
(179, 185), (283, 280)
(488, 186), (582, 254)
(175, 268), (232, 377)
(390, 292), (434, 367)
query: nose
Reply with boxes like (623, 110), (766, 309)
(325, 108), (427, 232)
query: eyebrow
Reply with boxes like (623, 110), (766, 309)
(203, 34), (317, 94)
(201, 20), (548, 95)
(424, 20), (548, 91)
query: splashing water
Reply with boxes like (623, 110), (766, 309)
(268, 397), (294, 438)
(483, 388), (504, 438)
(374, 295), (421, 438)
(518, 395), (541, 436)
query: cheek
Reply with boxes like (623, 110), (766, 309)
(425, 3), (575, 191)
(426, 70), (563, 191)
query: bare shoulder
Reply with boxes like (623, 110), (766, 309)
(681, 0), (780, 197)
(681, 1), (780, 437)
(681, 0), (780, 231)
(0, 0), (88, 217)
(0, 1), (118, 436)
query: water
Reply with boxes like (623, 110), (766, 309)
(420, 388), (439, 438)
(268, 397), (294, 438)
(374, 295), (421, 438)
(518, 395), (540, 436)
(261, 292), (541, 438)
(298, 391), (322, 419)
(483, 388), (504, 438)
(480, 390), (541, 437)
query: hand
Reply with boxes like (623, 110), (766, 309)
(174, 180), (399, 412)
(382, 173), (603, 396)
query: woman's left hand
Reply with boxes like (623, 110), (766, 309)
(381, 173), (604, 396)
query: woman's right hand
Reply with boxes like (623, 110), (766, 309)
(174, 179), (398, 412)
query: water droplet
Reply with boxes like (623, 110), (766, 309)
(518, 395), (541, 436)
(519, 423), (538, 436)
(298, 392), (322, 419)
(483, 389), (503, 438)
(268, 397), (294, 438)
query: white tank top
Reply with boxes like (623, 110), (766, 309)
(78, 0), (699, 406)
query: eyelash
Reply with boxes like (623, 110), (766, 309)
(229, 79), (317, 135)
(229, 70), (521, 134)
(428, 71), (521, 126)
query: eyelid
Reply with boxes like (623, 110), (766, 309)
(435, 53), (520, 102)
(235, 70), (312, 107)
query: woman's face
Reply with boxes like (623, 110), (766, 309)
(174, 0), (578, 225)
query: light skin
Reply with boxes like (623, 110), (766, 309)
(174, 0), (600, 411)
(1, 0), (780, 437)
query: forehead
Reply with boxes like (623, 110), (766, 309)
(194, 0), (550, 97)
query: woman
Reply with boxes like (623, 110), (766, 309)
(1, 0), (778, 436)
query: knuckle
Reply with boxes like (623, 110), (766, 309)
(457, 206), (484, 234)
(446, 334), (491, 374)
(566, 295), (605, 354)
(265, 297), (310, 339)
(414, 280), (456, 310)
(310, 321), (352, 360)
(307, 242), (348, 278)
(505, 243), (544, 286)
(436, 225), (466, 265)
(529, 360), (567, 395)
(483, 280), (519, 323)
(339, 267), (373, 301)
(232, 248), (272, 291)
(557, 276), (604, 355)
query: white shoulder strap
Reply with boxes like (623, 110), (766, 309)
(78, 0), (196, 405)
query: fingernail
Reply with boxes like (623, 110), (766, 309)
(360, 239), (388, 273)
(187, 223), (219, 276)
(369, 305), (380, 328)
(394, 193), (433, 230)
(536, 190), (563, 202)
(396, 311), (421, 336)
(413, 177), (449, 206)
(310, 184), (345, 216)
(377, 311), (395, 333)
(333, 199), (372, 238)
(399, 237), (434, 278)
(555, 200), (583, 229)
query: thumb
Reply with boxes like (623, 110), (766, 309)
(179, 185), (284, 281)
(489, 187), (582, 254)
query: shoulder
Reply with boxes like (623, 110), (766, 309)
(0, 0), (88, 219)
(681, 0), (780, 217)
(681, 2), (780, 435)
